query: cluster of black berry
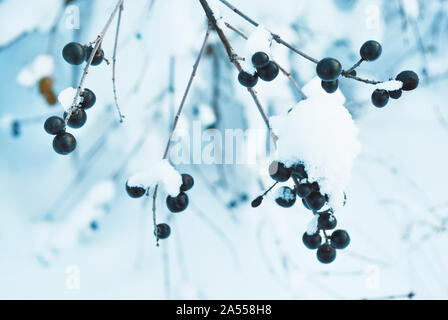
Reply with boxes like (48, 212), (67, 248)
(43, 42), (103, 155)
(238, 52), (280, 88)
(252, 161), (350, 264)
(125, 174), (195, 241)
(316, 40), (419, 108)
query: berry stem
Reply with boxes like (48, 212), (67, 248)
(344, 58), (364, 74)
(111, 2), (125, 123)
(224, 21), (248, 40)
(217, 0), (319, 64)
(342, 72), (383, 85)
(199, 0), (278, 144)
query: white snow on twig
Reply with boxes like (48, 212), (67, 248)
(58, 87), (77, 111)
(241, 25), (273, 74)
(127, 160), (182, 196)
(375, 80), (403, 91)
(306, 214), (319, 235)
(402, 0), (419, 20)
(17, 54), (55, 87)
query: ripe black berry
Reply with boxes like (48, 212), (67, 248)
(330, 229), (350, 249)
(251, 196), (263, 208)
(62, 42), (86, 65)
(257, 61), (279, 82)
(396, 70), (419, 91)
(86, 46), (104, 66)
(126, 182), (146, 198)
(238, 70), (258, 88)
(166, 192), (189, 213)
(275, 186), (296, 208)
(64, 108), (87, 129)
(371, 89), (389, 108)
(389, 89), (402, 99)
(44, 116), (66, 135)
(303, 232), (322, 250)
(180, 174), (194, 192)
(318, 211), (337, 230)
(155, 223), (171, 240)
(360, 40), (382, 61)
(305, 192), (327, 211)
(321, 80), (338, 93)
(302, 198), (312, 210)
(269, 161), (291, 182)
(53, 132), (77, 155)
(317, 244), (336, 264)
(316, 58), (342, 81)
(80, 88), (96, 109)
(291, 163), (308, 180)
(251, 52), (270, 69)
(296, 183), (313, 198)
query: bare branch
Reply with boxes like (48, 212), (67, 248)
(112, 2), (125, 123)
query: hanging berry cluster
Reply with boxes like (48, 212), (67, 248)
(238, 52), (279, 88)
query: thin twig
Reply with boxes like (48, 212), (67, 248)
(345, 58), (364, 74)
(65, 0), (125, 124)
(112, 2), (125, 123)
(217, 0), (319, 64)
(276, 63), (307, 100)
(224, 22), (248, 40)
(341, 72), (383, 85)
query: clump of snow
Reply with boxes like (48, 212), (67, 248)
(276, 186), (295, 201)
(128, 160), (182, 196)
(303, 76), (346, 104)
(270, 79), (361, 210)
(0, 114), (14, 130)
(16, 54), (55, 87)
(241, 25), (273, 74)
(402, 0), (419, 20)
(58, 87), (77, 110)
(374, 80), (403, 91)
(306, 214), (319, 235)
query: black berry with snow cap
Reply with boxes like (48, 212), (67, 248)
(257, 61), (279, 82)
(251, 52), (270, 69)
(275, 186), (297, 208)
(396, 71), (419, 91)
(371, 89), (389, 108)
(269, 161), (291, 182)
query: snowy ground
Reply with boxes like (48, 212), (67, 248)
(0, 0), (448, 299)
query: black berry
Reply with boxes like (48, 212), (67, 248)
(317, 244), (336, 264)
(251, 52), (270, 69)
(389, 89), (402, 99)
(302, 198), (312, 210)
(316, 58), (342, 81)
(166, 192), (189, 213)
(155, 223), (171, 240)
(305, 191), (327, 211)
(396, 70), (419, 91)
(62, 42), (86, 65)
(126, 182), (146, 198)
(303, 232), (322, 250)
(44, 116), (66, 135)
(80, 89), (96, 109)
(251, 196), (263, 208)
(360, 40), (382, 61)
(331, 229), (350, 249)
(269, 161), (291, 182)
(371, 89), (389, 108)
(86, 46), (104, 66)
(238, 70), (258, 88)
(296, 183), (313, 198)
(275, 186), (296, 208)
(321, 80), (339, 93)
(257, 61), (279, 81)
(318, 211), (337, 230)
(64, 108), (87, 129)
(53, 132), (77, 155)
(180, 174), (194, 192)
(291, 163), (308, 180)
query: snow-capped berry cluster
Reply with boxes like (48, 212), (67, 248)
(303, 225), (350, 264)
(237, 52), (279, 88)
(43, 42), (102, 155)
(371, 70), (419, 108)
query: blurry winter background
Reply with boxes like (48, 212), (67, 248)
(1, 0), (448, 299)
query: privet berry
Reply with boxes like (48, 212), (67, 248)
(371, 89), (390, 108)
(251, 52), (270, 69)
(303, 232), (322, 250)
(269, 161), (291, 182)
(317, 244), (336, 264)
(80, 89), (96, 109)
(389, 89), (402, 100)
(86, 46), (105, 66)
(180, 173), (194, 192)
(275, 186), (296, 208)
(155, 223), (171, 240)
(321, 80), (339, 94)
(166, 192), (189, 213)
(296, 183), (313, 198)
(360, 40), (382, 61)
(62, 42), (86, 65)
(305, 191), (326, 211)
(53, 132), (77, 155)
(44, 116), (66, 135)
(330, 229), (350, 249)
(125, 182), (146, 198)
(257, 61), (279, 82)
(291, 163), (308, 180)
(318, 211), (337, 230)
(64, 108), (87, 129)
(396, 70), (419, 91)
(238, 70), (258, 88)
(316, 58), (342, 81)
